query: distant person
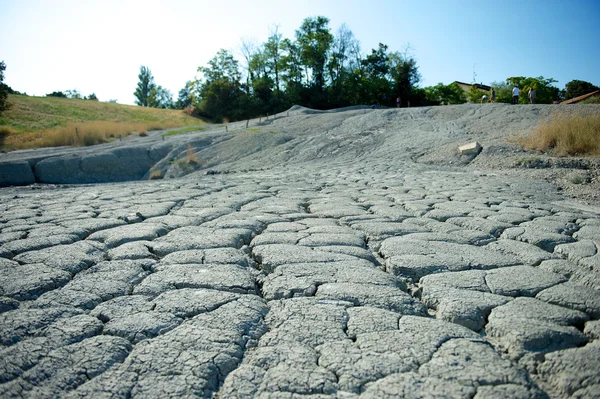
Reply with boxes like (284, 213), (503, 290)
(481, 94), (488, 103)
(512, 86), (520, 104)
(528, 87), (536, 104)
(407, 101), (411, 108)
(490, 88), (496, 103)
(396, 97), (401, 108)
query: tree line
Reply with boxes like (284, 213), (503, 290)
(134, 16), (422, 122)
(131, 16), (598, 122)
(2, 15), (598, 120)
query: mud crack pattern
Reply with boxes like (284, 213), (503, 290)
(1, 157), (599, 398)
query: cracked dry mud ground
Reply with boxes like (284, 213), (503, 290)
(1, 106), (600, 398)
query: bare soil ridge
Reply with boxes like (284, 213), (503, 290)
(1, 103), (598, 205)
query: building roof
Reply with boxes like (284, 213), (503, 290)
(560, 90), (600, 104)
(452, 81), (492, 92)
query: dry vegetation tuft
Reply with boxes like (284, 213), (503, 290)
(522, 114), (600, 156)
(186, 144), (198, 164)
(149, 169), (163, 180)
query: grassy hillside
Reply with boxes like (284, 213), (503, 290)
(0, 94), (206, 150)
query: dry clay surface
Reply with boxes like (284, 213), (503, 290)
(1, 103), (600, 398)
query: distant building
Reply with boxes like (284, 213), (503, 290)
(560, 90), (600, 104)
(453, 81), (492, 94)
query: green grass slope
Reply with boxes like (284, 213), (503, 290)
(0, 94), (206, 150)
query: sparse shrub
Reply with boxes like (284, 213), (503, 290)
(174, 158), (195, 173)
(567, 173), (587, 185)
(516, 157), (550, 169)
(186, 144), (198, 164)
(183, 107), (198, 116)
(149, 170), (163, 180)
(580, 96), (600, 104)
(521, 114), (600, 156)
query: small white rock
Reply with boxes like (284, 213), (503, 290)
(459, 142), (482, 155)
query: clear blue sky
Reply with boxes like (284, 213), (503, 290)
(1, 0), (599, 105)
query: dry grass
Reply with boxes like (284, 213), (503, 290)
(0, 94), (206, 150)
(149, 170), (163, 180)
(0, 126), (17, 135)
(2, 121), (159, 150)
(186, 144), (198, 164)
(522, 114), (600, 156)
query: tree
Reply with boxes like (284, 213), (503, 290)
(360, 43), (392, 104)
(423, 82), (466, 105)
(0, 61), (9, 112)
(562, 80), (599, 101)
(196, 49), (247, 122)
(489, 81), (512, 103)
(148, 85), (173, 109)
(134, 66), (156, 106)
(466, 85), (487, 103)
(389, 50), (421, 106)
(199, 49), (242, 84)
(175, 81), (193, 109)
(264, 26), (284, 95)
(280, 38), (303, 105)
(248, 49), (268, 88)
(295, 16), (333, 92)
(506, 76), (559, 104)
(46, 91), (67, 98)
(327, 24), (360, 106)
(85, 93), (99, 101)
(65, 89), (82, 99)
(239, 38), (260, 94)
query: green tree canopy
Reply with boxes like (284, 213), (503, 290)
(134, 66), (156, 107)
(148, 85), (173, 109)
(327, 23), (360, 107)
(360, 43), (392, 104)
(194, 17), (424, 116)
(466, 85), (488, 103)
(65, 89), (82, 99)
(389, 51), (421, 105)
(296, 16), (333, 92)
(562, 79), (599, 101)
(0, 61), (9, 112)
(506, 76), (559, 104)
(489, 81), (512, 103)
(175, 81), (193, 109)
(280, 38), (303, 105)
(423, 82), (466, 105)
(264, 27), (284, 96)
(46, 91), (67, 98)
(196, 49), (247, 122)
